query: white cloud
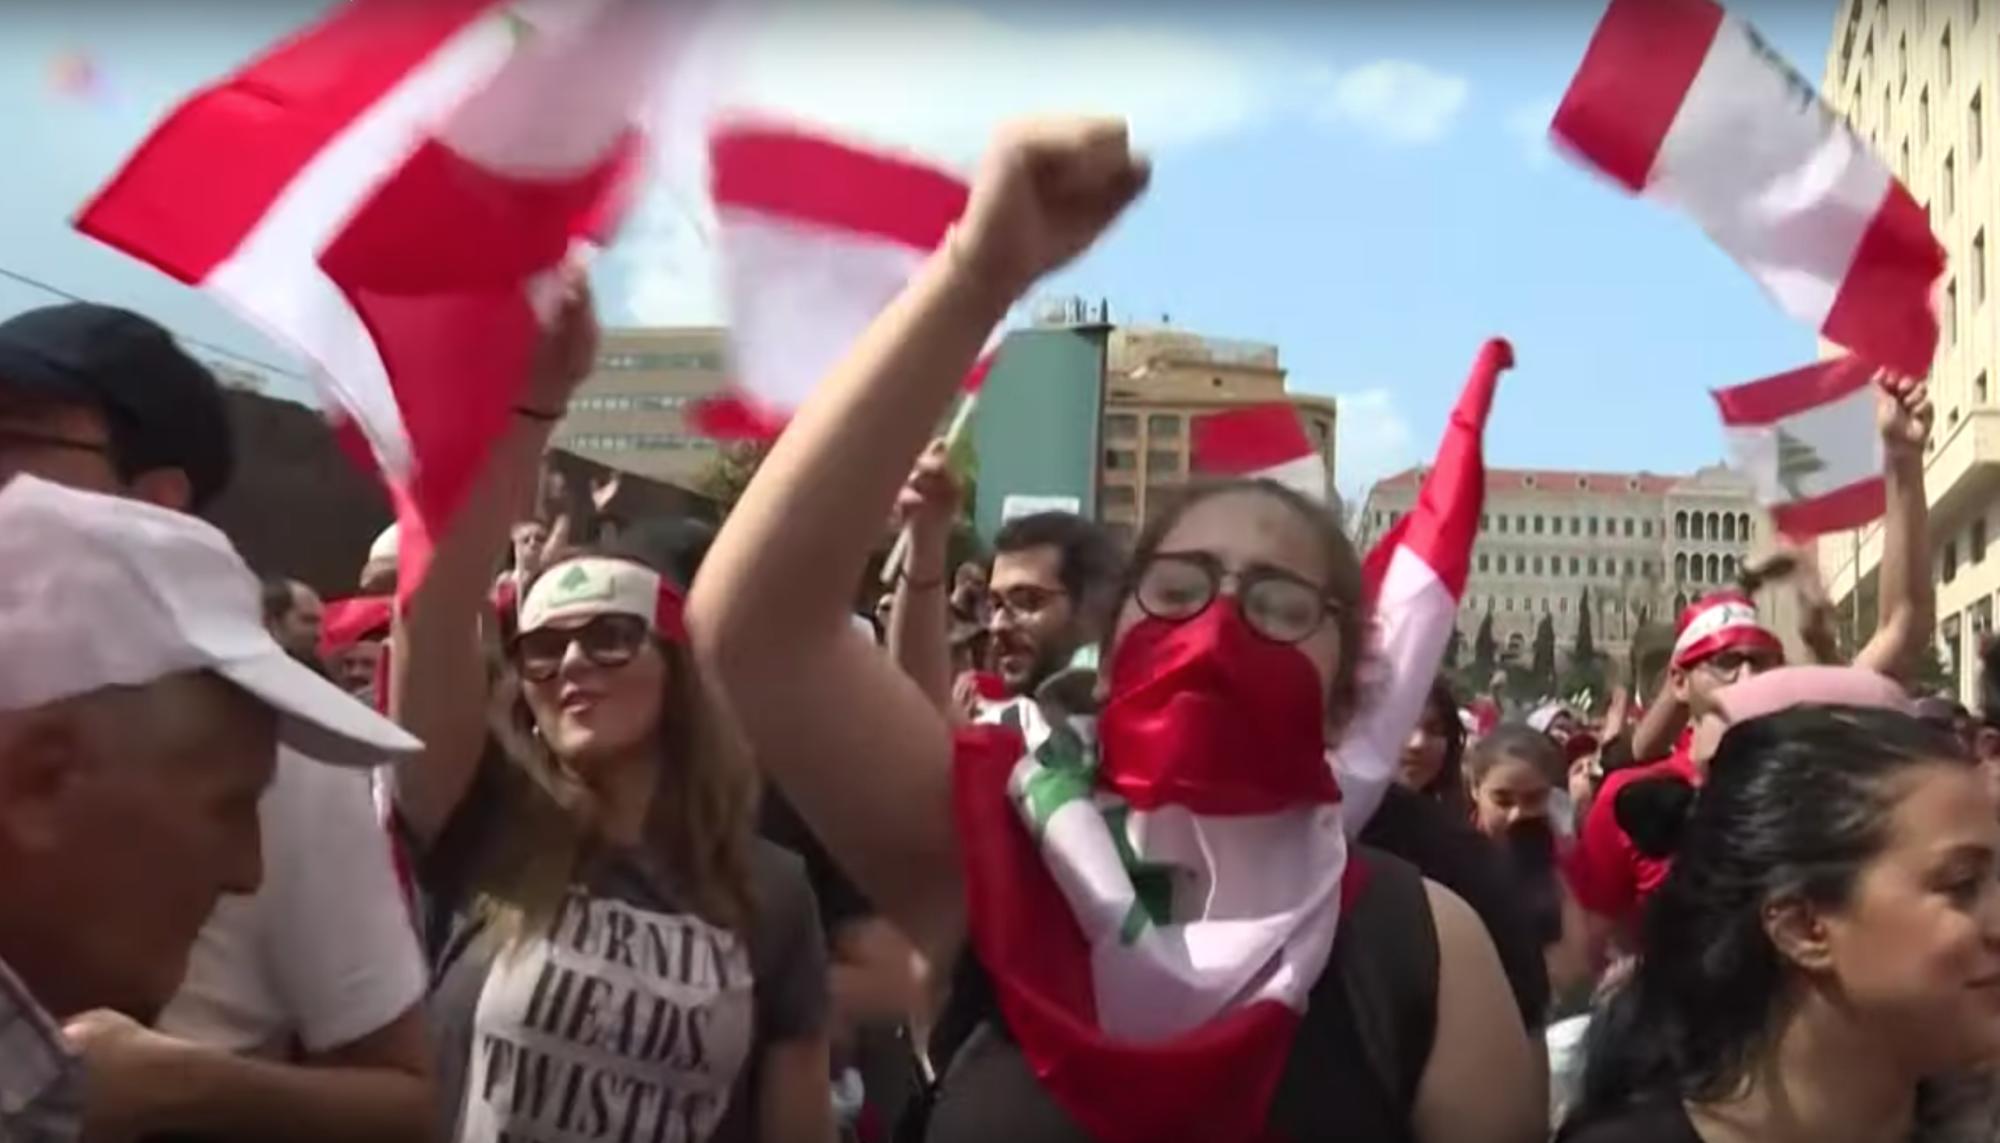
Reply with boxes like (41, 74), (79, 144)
(1504, 98), (1559, 167)
(1333, 388), (1419, 502)
(1309, 60), (1469, 146)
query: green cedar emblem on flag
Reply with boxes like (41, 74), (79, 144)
(1775, 427), (1826, 500)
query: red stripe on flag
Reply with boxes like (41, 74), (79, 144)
(1190, 403), (1314, 476)
(1551, 0), (1724, 193)
(689, 392), (789, 441)
(317, 134), (630, 554)
(952, 725), (1305, 1143)
(1770, 475), (1887, 537)
(1820, 183), (1946, 379)
(1710, 356), (1877, 425)
(1366, 339), (1513, 601)
(710, 122), (969, 252)
(74, 0), (499, 282)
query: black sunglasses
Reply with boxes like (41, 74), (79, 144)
(511, 614), (650, 682)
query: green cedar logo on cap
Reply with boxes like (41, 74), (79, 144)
(547, 561), (615, 608)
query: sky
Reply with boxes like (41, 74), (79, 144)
(0, 0), (1841, 501)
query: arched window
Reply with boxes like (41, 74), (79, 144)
(1693, 513), (1706, 541)
(1676, 511), (1688, 539)
(1708, 511), (1721, 538)
(1676, 552), (1689, 581)
(1722, 514), (1737, 542)
(1722, 555), (1737, 580)
(1741, 513), (1753, 540)
(1675, 592), (1689, 614)
(1707, 553), (1721, 582)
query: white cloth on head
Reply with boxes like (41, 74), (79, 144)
(158, 749), (424, 1056)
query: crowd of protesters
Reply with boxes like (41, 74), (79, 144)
(1, 117), (1998, 1143)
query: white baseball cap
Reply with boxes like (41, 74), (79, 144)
(0, 476), (421, 767)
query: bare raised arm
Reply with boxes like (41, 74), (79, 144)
(390, 282), (599, 846)
(686, 120), (1148, 958)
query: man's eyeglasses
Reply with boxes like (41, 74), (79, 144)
(1694, 649), (1777, 680)
(1133, 552), (1345, 645)
(512, 614), (650, 682)
(990, 585), (1068, 622)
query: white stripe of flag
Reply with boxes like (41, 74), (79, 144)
(1713, 356), (1885, 536)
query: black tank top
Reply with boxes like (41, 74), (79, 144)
(914, 847), (1441, 1143)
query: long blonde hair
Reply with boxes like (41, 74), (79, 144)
(471, 558), (760, 949)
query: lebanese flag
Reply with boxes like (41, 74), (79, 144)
(1343, 337), (1511, 833)
(693, 121), (994, 439)
(950, 341), (1511, 1143)
(1553, 0), (1945, 378)
(76, 0), (692, 594)
(1712, 355), (1885, 536)
(1190, 403), (1328, 501)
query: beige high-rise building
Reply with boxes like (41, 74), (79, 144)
(553, 327), (730, 489)
(1354, 465), (1769, 670)
(1097, 326), (1337, 545)
(1819, 0), (2000, 701)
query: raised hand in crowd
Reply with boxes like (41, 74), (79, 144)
(888, 439), (966, 714)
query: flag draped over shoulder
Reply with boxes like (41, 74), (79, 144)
(1553, 0), (1945, 377)
(952, 341), (1509, 1143)
(77, 0), (695, 594)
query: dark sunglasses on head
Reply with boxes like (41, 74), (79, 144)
(512, 613), (650, 682)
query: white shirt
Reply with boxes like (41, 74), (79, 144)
(158, 749), (424, 1056)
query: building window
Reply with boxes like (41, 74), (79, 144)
(1900, 137), (1910, 178)
(1516, 555), (1527, 574)
(1921, 87), (1931, 142)
(1570, 557), (1581, 575)
(1944, 540), (1959, 584)
(1946, 150), (1957, 216)
(1692, 513), (1706, 541)
(1103, 485), (1136, 508)
(1589, 557), (1600, 577)
(1106, 413), (1137, 439)
(1533, 556), (1544, 575)
(1898, 33), (1908, 91)
(1974, 90), (1986, 164)
(1978, 371), (1990, 404)
(1106, 449), (1136, 470)
(1534, 515), (1545, 535)
(1675, 511), (1687, 539)
(1480, 514), (1490, 532)
(1560, 597), (1569, 615)
(1722, 555), (1738, 581)
(1943, 27), (1954, 89)
(1498, 516), (1509, 534)
(1478, 554), (1490, 573)
(1948, 279), (1959, 344)
(1570, 517), (1582, 536)
(1643, 520), (1654, 539)
(1146, 450), (1181, 474)
(1517, 516), (1527, 533)
(1147, 414), (1182, 439)
(1975, 517), (1989, 563)
(1977, 230), (1988, 304)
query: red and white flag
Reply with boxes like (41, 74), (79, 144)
(693, 121), (994, 439)
(76, 0), (694, 593)
(948, 341), (1508, 1143)
(1190, 403), (1328, 501)
(1345, 338), (1511, 830)
(1712, 356), (1884, 536)
(1553, 0), (1945, 378)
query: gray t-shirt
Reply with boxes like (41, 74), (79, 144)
(416, 756), (827, 1143)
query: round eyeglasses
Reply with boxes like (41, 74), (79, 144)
(1132, 552), (1345, 645)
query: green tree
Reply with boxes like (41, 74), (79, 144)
(698, 441), (772, 517)
(1529, 614), (1559, 696)
(1573, 588), (1597, 665)
(1472, 612), (1498, 682)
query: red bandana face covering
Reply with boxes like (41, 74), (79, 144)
(1097, 601), (1341, 815)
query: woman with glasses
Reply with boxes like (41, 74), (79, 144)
(389, 283), (835, 1143)
(686, 119), (1540, 1143)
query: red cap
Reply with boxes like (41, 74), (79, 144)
(1672, 592), (1782, 669)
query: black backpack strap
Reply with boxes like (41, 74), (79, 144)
(1334, 850), (1441, 1115)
